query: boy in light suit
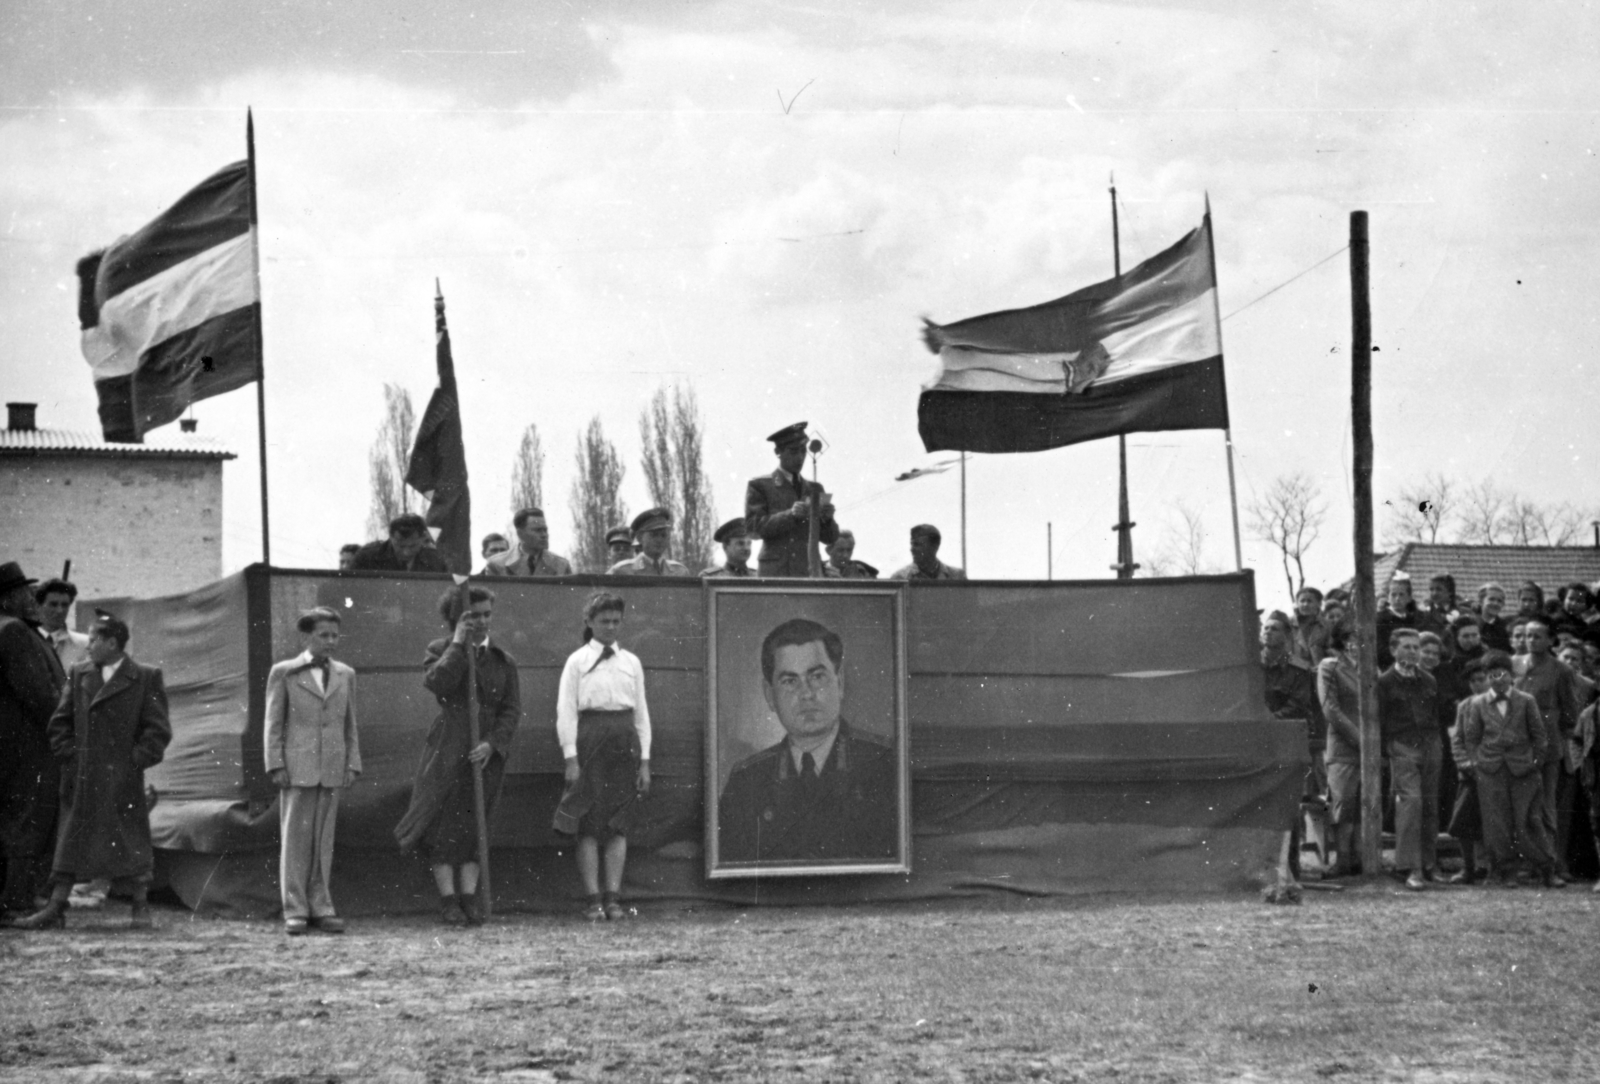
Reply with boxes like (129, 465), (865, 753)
(265, 607), (361, 934)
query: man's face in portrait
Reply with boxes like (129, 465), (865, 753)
(764, 639), (845, 745)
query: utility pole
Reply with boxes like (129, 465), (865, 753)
(1350, 210), (1382, 876)
(1109, 177), (1137, 578)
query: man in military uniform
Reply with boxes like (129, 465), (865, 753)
(889, 524), (965, 580)
(717, 618), (899, 865)
(605, 527), (635, 568)
(349, 513), (450, 573)
(703, 518), (758, 578)
(607, 508), (691, 576)
(825, 530), (878, 579)
(484, 507), (572, 577)
(745, 422), (838, 578)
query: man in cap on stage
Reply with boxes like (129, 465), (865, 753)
(605, 527), (635, 568)
(13, 610), (171, 930)
(0, 562), (66, 919)
(607, 508), (692, 576)
(745, 422), (838, 578)
(703, 518), (758, 578)
(349, 513), (451, 573)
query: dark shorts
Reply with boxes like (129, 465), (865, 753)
(553, 709), (640, 841)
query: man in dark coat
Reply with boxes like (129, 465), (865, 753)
(348, 513), (451, 573)
(0, 562), (67, 917)
(745, 422), (838, 578)
(394, 586), (521, 926)
(717, 618), (899, 865)
(13, 610), (170, 930)
(825, 530), (879, 579)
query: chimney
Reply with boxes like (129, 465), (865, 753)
(180, 418), (199, 433)
(6, 403), (37, 431)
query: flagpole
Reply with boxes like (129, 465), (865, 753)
(1110, 176), (1137, 579)
(247, 108), (271, 566)
(1204, 193), (1245, 571)
(959, 450), (967, 572)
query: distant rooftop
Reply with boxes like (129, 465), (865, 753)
(0, 426), (235, 460)
(1360, 542), (1600, 597)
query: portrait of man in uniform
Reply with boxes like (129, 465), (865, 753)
(706, 583), (909, 877)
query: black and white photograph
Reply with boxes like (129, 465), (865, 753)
(705, 582), (909, 877)
(3, 3), (1599, 1080)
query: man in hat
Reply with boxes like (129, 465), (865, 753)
(485, 508), (573, 577)
(825, 530), (878, 579)
(605, 527), (634, 568)
(0, 562), (67, 919)
(607, 508), (691, 576)
(745, 422), (838, 578)
(889, 524), (966, 580)
(13, 610), (171, 930)
(265, 607), (361, 935)
(349, 513), (451, 573)
(703, 518), (758, 578)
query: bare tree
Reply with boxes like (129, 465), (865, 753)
(510, 423), (545, 514)
(1140, 501), (1213, 578)
(1383, 471), (1456, 546)
(567, 417), (629, 573)
(1502, 497), (1585, 546)
(1458, 479), (1509, 544)
(1247, 471), (1328, 602)
(367, 383), (416, 539)
(638, 384), (718, 572)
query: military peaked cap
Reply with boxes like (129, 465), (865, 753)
(713, 518), (751, 544)
(766, 421), (809, 448)
(631, 507), (673, 534)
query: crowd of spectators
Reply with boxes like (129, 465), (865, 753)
(1263, 571), (1600, 890)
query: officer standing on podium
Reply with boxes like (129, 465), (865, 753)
(745, 422), (838, 578)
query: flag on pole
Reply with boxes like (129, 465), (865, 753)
(405, 283), (473, 575)
(917, 214), (1228, 454)
(77, 161), (262, 442)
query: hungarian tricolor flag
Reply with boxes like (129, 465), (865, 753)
(405, 285), (473, 576)
(917, 213), (1228, 453)
(77, 161), (262, 443)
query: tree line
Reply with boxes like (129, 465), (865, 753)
(366, 383), (717, 573)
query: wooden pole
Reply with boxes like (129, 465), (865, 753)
(460, 578), (492, 915)
(247, 109), (271, 566)
(1110, 179), (1137, 579)
(1047, 522), (1053, 581)
(960, 451), (967, 572)
(1203, 195), (1245, 571)
(1349, 211), (1382, 875)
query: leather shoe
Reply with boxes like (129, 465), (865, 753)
(9, 904), (66, 930)
(284, 917), (309, 936)
(584, 902), (606, 922)
(311, 915), (345, 933)
(1404, 871), (1427, 891)
(439, 897), (467, 926)
(604, 901), (625, 921)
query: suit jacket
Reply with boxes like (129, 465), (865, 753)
(48, 656), (171, 878)
(348, 540), (451, 573)
(1513, 653), (1579, 759)
(264, 652), (362, 787)
(483, 544), (573, 577)
(745, 470), (838, 577)
(717, 721), (898, 864)
(1461, 688), (1545, 777)
(0, 614), (67, 855)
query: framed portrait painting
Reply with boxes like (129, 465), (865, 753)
(705, 581), (911, 878)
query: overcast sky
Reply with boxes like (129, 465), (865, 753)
(4, 1), (1597, 609)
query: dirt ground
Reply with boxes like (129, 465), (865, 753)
(2, 881), (1599, 1084)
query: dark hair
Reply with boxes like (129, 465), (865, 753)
(1461, 656), (1488, 678)
(1324, 588), (1350, 603)
(1418, 631), (1444, 649)
(296, 606), (342, 634)
(481, 532), (508, 549)
(1429, 573), (1456, 598)
(512, 508), (545, 530)
(1482, 651), (1514, 674)
(1564, 582), (1592, 606)
(437, 585), (495, 626)
(338, 543), (361, 557)
(1519, 581), (1545, 609)
(1327, 623), (1354, 652)
(760, 618), (844, 685)
(910, 523), (942, 547)
(1523, 618), (1550, 641)
(1296, 586), (1324, 605)
(90, 610), (130, 649)
(35, 578), (77, 604)
(579, 591), (625, 643)
(389, 512), (427, 536)
(1450, 613), (1480, 631)
(1389, 626), (1420, 649)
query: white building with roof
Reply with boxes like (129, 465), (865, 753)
(1, 401), (236, 603)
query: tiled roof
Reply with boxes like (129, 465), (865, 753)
(0, 427), (234, 460)
(1348, 543), (1600, 598)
